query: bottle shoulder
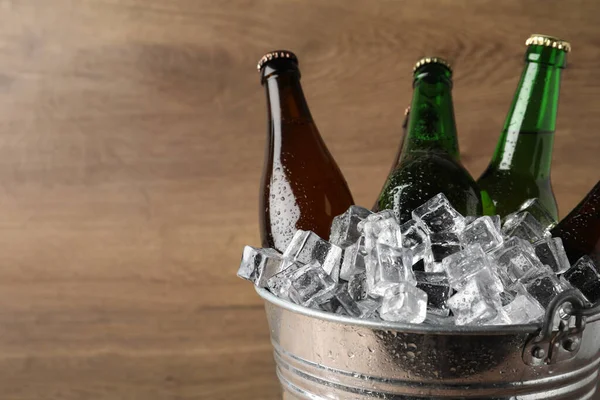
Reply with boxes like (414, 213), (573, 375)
(477, 167), (557, 218)
(395, 152), (474, 181)
(477, 167), (553, 194)
(378, 153), (482, 221)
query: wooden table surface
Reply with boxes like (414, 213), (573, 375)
(0, 1), (598, 399)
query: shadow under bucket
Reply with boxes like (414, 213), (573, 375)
(257, 287), (600, 400)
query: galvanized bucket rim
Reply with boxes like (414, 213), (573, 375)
(256, 287), (542, 335)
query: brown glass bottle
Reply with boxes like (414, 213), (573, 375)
(550, 180), (600, 265)
(258, 51), (354, 252)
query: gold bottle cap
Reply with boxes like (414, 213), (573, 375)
(413, 57), (452, 73)
(526, 34), (571, 52)
(257, 50), (298, 71)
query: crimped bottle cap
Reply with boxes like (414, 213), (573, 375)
(526, 34), (571, 53)
(257, 50), (298, 71)
(413, 57), (452, 73)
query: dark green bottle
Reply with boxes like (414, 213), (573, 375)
(550, 180), (600, 265)
(477, 34), (570, 219)
(376, 57), (483, 223)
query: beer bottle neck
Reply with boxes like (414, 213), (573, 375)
(489, 46), (565, 179)
(264, 70), (313, 125)
(402, 66), (459, 161)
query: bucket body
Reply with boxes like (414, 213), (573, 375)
(257, 288), (600, 400)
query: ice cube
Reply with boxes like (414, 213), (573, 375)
(517, 265), (568, 308)
(518, 198), (557, 231)
(461, 216), (503, 252)
(425, 314), (455, 325)
(376, 218), (403, 248)
(362, 216), (403, 253)
(483, 310), (511, 325)
(339, 237), (366, 281)
(334, 307), (348, 316)
(491, 215), (502, 231)
(447, 269), (503, 325)
(464, 216), (477, 225)
(283, 230), (343, 277)
(442, 244), (504, 291)
(582, 279), (600, 304)
(425, 232), (462, 272)
(563, 255), (599, 289)
(288, 262), (337, 306)
(414, 271), (452, 316)
(441, 244), (490, 290)
(329, 262), (341, 284)
(400, 219), (431, 265)
(266, 260), (304, 299)
(499, 288), (516, 306)
(504, 292), (545, 324)
(502, 211), (545, 243)
(356, 298), (381, 319)
(379, 283), (428, 323)
(358, 210), (396, 232)
(412, 259), (426, 272)
(360, 211), (401, 253)
(412, 193), (466, 234)
(563, 256), (600, 303)
(237, 246), (284, 287)
(330, 206), (372, 247)
(534, 237), (570, 274)
(347, 271), (367, 301)
(330, 283), (363, 317)
(366, 243), (415, 298)
(319, 298), (339, 313)
(485, 285), (546, 325)
(489, 237), (542, 284)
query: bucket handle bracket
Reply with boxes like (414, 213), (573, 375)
(522, 290), (588, 366)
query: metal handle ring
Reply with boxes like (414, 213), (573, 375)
(563, 299), (600, 320)
(539, 289), (589, 338)
(522, 289), (592, 366)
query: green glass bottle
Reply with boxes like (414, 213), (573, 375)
(477, 34), (570, 219)
(376, 57), (483, 223)
(372, 106), (410, 212)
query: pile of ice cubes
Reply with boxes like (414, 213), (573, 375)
(237, 194), (600, 326)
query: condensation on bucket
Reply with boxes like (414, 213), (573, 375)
(257, 288), (600, 400)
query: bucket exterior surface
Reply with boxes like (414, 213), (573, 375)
(257, 288), (600, 400)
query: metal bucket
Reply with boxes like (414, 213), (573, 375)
(257, 287), (600, 399)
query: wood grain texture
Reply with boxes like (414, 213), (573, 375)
(0, 0), (598, 398)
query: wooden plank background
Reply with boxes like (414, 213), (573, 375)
(0, 0), (598, 399)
